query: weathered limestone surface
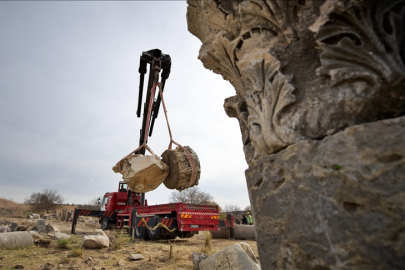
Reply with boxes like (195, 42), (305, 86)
(113, 155), (169, 193)
(0, 232), (33, 249)
(199, 242), (261, 270)
(162, 146), (201, 190)
(246, 116), (405, 269)
(187, 0), (405, 269)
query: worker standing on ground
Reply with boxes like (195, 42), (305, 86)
(246, 212), (253, 225)
(242, 214), (247, 225)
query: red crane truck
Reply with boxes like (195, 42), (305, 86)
(71, 49), (231, 240)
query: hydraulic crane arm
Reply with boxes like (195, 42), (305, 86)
(136, 49), (171, 155)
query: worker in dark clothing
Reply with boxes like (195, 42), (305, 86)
(241, 214), (248, 225)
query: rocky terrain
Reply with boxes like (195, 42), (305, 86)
(0, 199), (259, 270)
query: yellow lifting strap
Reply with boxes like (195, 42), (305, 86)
(140, 217), (176, 232)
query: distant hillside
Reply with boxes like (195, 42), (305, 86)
(0, 197), (29, 217)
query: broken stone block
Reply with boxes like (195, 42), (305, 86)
(45, 224), (59, 233)
(53, 232), (70, 240)
(36, 219), (46, 226)
(81, 235), (109, 249)
(191, 252), (208, 270)
(10, 222), (18, 232)
(199, 243), (261, 270)
(0, 232), (34, 250)
(113, 154), (169, 193)
(0, 226), (10, 233)
(129, 254), (144, 261)
(161, 146), (201, 190)
(29, 231), (42, 240)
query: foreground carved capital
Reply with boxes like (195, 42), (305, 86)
(187, 0), (405, 269)
(188, 0), (405, 163)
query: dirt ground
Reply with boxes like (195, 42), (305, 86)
(0, 214), (259, 270)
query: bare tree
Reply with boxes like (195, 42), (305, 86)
(223, 204), (242, 212)
(169, 187), (214, 205)
(89, 197), (100, 206)
(24, 189), (64, 214)
(244, 205), (251, 211)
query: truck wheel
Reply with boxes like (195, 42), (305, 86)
(147, 227), (162, 240)
(135, 226), (146, 239)
(176, 231), (193, 238)
(161, 231), (177, 239)
(101, 218), (109, 231)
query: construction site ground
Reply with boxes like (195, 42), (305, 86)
(0, 199), (259, 270)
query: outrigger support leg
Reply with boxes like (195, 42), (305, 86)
(71, 208), (79, 234)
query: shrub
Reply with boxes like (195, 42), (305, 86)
(113, 230), (129, 249)
(56, 238), (70, 249)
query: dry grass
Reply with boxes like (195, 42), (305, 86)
(112, 230), (129, 249)
(200, 231), (212, 255)
(68, 247), (83, 257)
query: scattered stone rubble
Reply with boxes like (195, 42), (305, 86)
(81, 229), (110, 249)
(193, 242), (260, 270)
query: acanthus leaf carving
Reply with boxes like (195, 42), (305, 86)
(311, 0), (405, 87)
(244, 58), (297, 159)
(199, 33), (245, 95)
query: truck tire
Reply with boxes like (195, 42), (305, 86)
(135, 226), (147, 239)
(147, 227), (162, 240)
(176, 231), (193, 238)
(101, 218), (109, 231)
(161, 231), (177, 240)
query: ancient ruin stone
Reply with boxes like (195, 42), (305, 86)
(246, 116), (405, 269)
(113, 154), (169, 193)
(187, 0), (405, 269)
(199, 243), (261, 270)
(161, 146), (201, 190)
(0, 232), (33, 249)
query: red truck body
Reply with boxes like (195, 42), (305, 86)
(71, 182), (223, 240)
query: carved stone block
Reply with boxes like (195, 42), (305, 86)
(187, 0), (405, 269)
(246, 116), (405, 269)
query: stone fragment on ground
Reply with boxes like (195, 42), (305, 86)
(0, 232), (34, 249)
(37, 219), (46, 226)
(199, 243), (261, 270)
(16, 225), (27, 231)
(239, 242), (259, 264)
(46, 224), (59, 233)
(53, 232), (71, 240)
(191, 252), (208, 270)
(10, 222), (18, 232)
(0, 226), (10, 233)
(29, 231), (42, 239)
(113, 154), (169, 193)
(33, 225), (47, 234)
(81, 230), (109, 249)
(129, 254), (144, 261)
(43, 262), (54, 270)
(14, 264), (24, 269)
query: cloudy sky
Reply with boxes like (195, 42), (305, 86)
(0, 1), (250, 210)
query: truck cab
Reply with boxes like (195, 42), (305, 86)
(100, 181), (147, 211)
